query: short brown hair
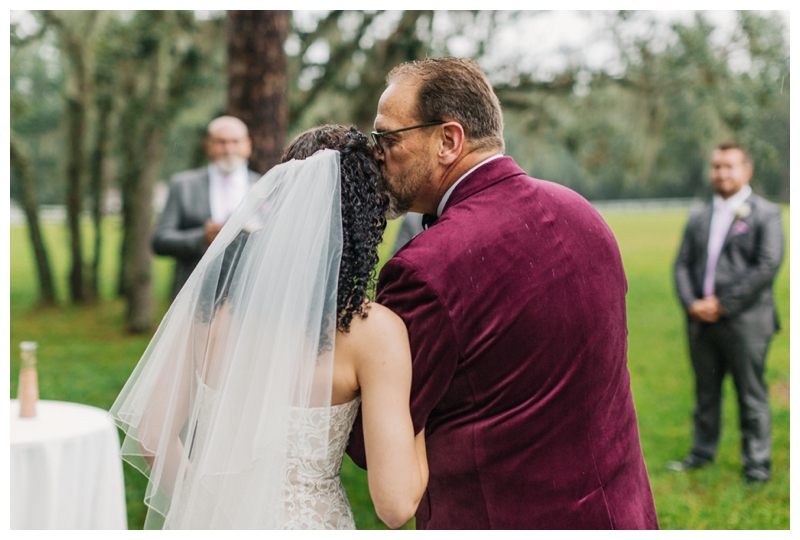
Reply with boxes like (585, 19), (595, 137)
(715, 141), (752, 165)
(387, 57), (505, 153)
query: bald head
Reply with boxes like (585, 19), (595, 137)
(208, 116), (249, 138)
(204, 116), (252, 173)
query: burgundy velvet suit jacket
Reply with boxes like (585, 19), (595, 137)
(347, 157), (658, 529)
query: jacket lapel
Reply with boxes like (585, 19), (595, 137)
(197, 168), (212, 221)
(696, 201), (713, 255)
(721, 193), (755, 249)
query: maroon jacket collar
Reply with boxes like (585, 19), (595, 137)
(441, 156), (528, 216)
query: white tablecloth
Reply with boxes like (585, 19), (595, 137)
(10, 400), (128, 530)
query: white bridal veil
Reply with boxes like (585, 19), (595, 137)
(110, 150), (343, 529)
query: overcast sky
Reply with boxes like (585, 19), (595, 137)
(12, 9), (790, 67)
(288, 9), (790, 81)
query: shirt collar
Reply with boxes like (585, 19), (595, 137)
(436, 154), (503, 216)
(713, 184), (752, 211)
(208, 162), (247, 180)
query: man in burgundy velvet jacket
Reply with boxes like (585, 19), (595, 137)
(346, 58), (658, 529)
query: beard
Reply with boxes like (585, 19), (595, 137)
(381, 184), (409, 221)
(378, 150), (434, 221)
(215, 154), (246, 175)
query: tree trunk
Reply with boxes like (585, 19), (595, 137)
(123, 128), (161, 333)
(226, 10), (290, 174)
(65, 95), (87, 302)
(117, 65), (139, 305)
(46, 10), (96, 303)
(115, 11), (212, 330)
(10, 140), (57, 305)
(88, 93), (113, 299)
(118, 78), (154, 333)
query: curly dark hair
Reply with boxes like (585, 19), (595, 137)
(281, 124), (390, 332)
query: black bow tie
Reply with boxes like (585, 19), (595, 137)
(422, 213), (438, 230)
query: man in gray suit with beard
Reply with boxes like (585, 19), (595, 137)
(153, 116), (261, 299)
(669, 142), (784, 483)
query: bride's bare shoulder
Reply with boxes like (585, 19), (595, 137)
(363, 301), (404, 324)
(344, 302), (408, 349)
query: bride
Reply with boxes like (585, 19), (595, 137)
(110, 125), (428, 529)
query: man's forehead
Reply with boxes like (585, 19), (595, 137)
(208, 130), (247, 142)
(712, 149), (746, 164)
(209, 132), (246, 140)
(375, 81), (419, 129)
(209, 120), (248, 139)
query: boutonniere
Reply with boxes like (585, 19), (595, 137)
(734, 202), (751, 221)
(732, 220), (749, 235)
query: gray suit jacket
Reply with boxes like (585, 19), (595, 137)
(152, 166), (261, 299)
(674, 191), (784, 338)
(390, 212), (424, 256)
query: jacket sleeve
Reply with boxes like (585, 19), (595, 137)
(345, 255), (459, 469)
(674, 214), (700, 310)
(152, 178), (208, 259)
(718, 204), (784, 317)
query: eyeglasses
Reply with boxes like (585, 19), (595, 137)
(371, 121), (445, 154)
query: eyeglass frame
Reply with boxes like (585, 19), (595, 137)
(371, 121), (445, 154)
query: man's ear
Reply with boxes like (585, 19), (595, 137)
(438, 122), (464, 166)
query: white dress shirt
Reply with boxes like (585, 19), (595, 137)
(436, 154), (504, 216)
(703, 184), (752, 296)
(208, 162), (250, 223)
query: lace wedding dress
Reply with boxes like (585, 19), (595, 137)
(111, 151), (358, 529)
(282, 396), (361, 529)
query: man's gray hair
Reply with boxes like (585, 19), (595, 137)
(386, 57), (505, 153)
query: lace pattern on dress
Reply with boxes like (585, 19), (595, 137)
(282, 397), (361, 529)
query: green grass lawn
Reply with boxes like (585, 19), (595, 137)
(9, 207), (789, 529)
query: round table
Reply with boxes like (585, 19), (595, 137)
(10, 400), (128, 529)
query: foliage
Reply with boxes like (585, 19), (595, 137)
(9, 208), (788, 529)
(8, 10), (791, 524)
(11, 10), (788, 207)
(285, 10), (510, 136)
(499, 11), (789, 201)
(10, 18), (66, 204)
(10, 10), (228, 329)
(9, 10), (789, 323)
(10, 9), (226, 208)
(106, 11), (226, 331)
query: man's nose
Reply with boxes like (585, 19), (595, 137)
(373, 146), (384, 163)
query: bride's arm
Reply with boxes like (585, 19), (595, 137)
(352, 303), (429, 529)
(136, 302), (232, 498)
(137, 345), (192, 498)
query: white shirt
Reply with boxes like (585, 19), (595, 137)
(208, 162), (250, 223)
(436, 154), (504, 216)
(703, 184), (752, 296)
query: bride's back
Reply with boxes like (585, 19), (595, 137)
(331, 302), (409, 406)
